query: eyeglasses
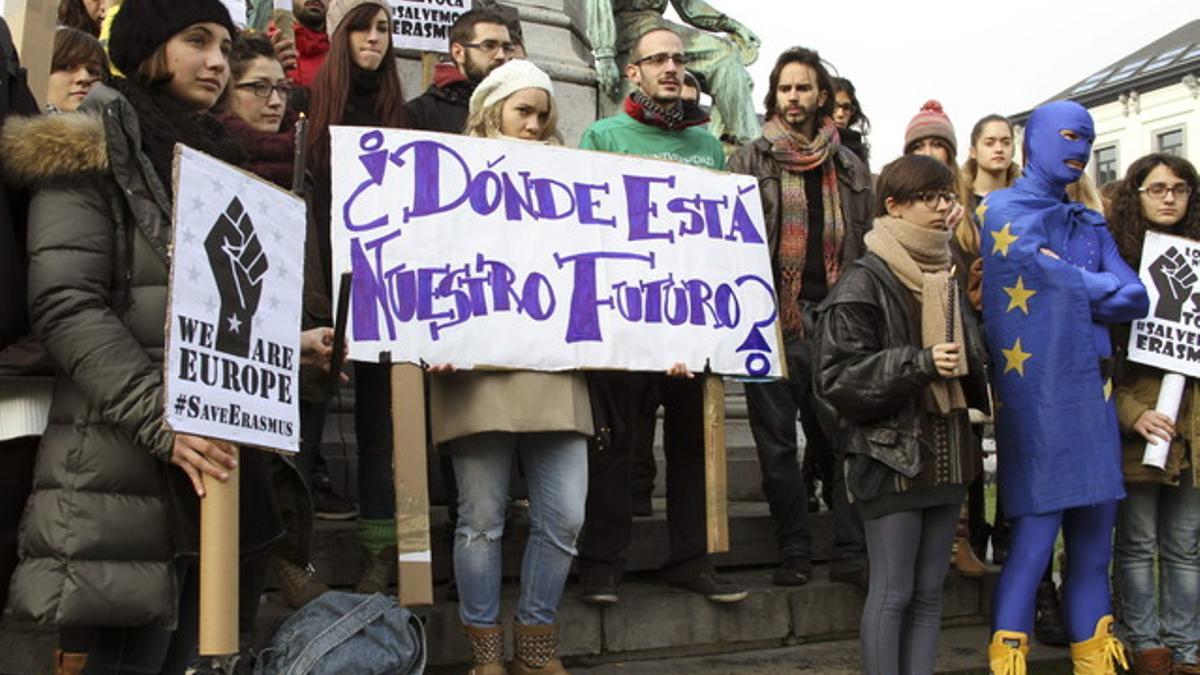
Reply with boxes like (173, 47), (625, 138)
(633, 52), (690, 67)
(462, 40), (518, 55)
(1139, 183), (1193, 200)
(234, 81), (293, 99)
(913, 191), (959, 209)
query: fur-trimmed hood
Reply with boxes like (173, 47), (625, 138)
(1, 111), (109, 185)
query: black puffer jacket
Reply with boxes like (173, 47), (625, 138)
(814, 254), (989, 480)
(1, 84), (282, 627)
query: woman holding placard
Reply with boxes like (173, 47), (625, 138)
(0, 0), (294, 668)
(1110, 153), (1200, 675)
(429, 59), (586, 675)
(304, 0), (409, 594)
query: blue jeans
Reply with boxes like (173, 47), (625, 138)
(449, 431), (588, 627)
(1115, 477), (1200, 664)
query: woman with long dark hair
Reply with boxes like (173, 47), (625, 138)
(1109, 153), (1200, 675)
(304, 0), (408, 593)
(0, 0), (288, 668)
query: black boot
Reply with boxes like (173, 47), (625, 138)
(1033, 579), (1068, 647)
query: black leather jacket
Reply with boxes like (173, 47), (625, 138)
(814, 253), (989, 479)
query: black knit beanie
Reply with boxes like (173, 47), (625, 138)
(109, 0), (237, 76)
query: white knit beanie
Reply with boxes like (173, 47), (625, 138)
(469, 59), (554, 116)
(326, 0), (391, 37)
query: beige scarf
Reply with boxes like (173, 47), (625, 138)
(864, 216), (967, 414)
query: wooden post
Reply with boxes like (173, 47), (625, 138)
(703, 374), (729, 553)
(390, 364), (433, 606)
(199, 460), (240, 656)
(6, 0), (57, 109)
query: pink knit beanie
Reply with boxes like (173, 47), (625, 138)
(904, 100), (957, 156)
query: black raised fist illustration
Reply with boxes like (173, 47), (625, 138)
(205, 197), (269, 357)
(1149, 246), (1197, 322)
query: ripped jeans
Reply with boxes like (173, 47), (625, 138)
(449, 431), (588, 627)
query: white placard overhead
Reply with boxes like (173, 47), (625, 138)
(165, 145), (307, 452)
(218, 0), (248, 27)
(389, 0), (473, 53)
(1127, 230), (1200, 378)
(330, 127), (783, 378)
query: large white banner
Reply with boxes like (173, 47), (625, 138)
(1127, 230), (1200, 378)
(164, 146), (307, 452)
(330, 127), (783, 378)
(390, 0), (473, 53)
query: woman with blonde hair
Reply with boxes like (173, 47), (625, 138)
(432, 59), (585, 675)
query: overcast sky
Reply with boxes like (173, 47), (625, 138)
(669, 1), (1200, 165)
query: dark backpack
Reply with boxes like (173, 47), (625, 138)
(253, 592), (426, 675)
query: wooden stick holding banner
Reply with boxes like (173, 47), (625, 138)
(391, 363), (433, 606)
(199, 464), (240, 656)
(703, 372), (729, 553)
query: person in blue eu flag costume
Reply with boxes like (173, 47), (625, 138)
(981, 101), (1149, 675)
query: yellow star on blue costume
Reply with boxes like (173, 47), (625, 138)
(1003, 276), (1037, 314)
(1002, 338), (1032, 376)
(992, 223), (1019, 257)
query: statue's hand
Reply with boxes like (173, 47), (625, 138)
(726, 21), (761, 65)
(595, 55), (621, 99)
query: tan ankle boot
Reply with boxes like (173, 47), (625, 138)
(952, 506), (989, 577)
(511, 622), (568, 674)
(464, 623), (508, 675)
(53, 649), (87, 675)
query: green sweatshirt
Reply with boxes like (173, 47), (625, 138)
(579, 112), (726, 171)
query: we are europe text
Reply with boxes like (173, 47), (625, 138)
(342, 132), (776, 371)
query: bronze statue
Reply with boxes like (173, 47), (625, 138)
(585, 0), (762, 144)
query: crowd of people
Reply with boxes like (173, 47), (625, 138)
(0, 1), (1198, 674)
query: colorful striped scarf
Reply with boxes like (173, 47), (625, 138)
(762, 116), (845, 336)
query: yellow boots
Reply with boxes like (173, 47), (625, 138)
(988, 630), (1029, 675)
(1069, 615), (1128, 675)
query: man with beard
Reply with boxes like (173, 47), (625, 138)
(271, 0), (332, 92)
(575, 27), (746, 606)
(404, 8), (513, 133)
(726, 47), (873, 589)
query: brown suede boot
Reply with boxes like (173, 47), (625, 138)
(53, 649), (87, 675)
(464, 623), (508, 675)
(511, 622), (568, 675)
(270, 555), (329, 609)
(952, 505), (989, 577)
(1132, 647), (1172, 675)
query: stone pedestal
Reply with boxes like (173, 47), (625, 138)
(396, 0), (599, 146)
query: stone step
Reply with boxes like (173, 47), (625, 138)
(524, 624), (1070, 675)
(303, 501), (825, 587)
(0, 556), (996, 674)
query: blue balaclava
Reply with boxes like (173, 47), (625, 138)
(1022, 101), (1095, 189)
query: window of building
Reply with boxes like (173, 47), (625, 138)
(1093, 145), (1119, 185)
(1157, 128), (1184, 156)
(1144, 45), (1189, 72)
(1107, 58), (1150, 83)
